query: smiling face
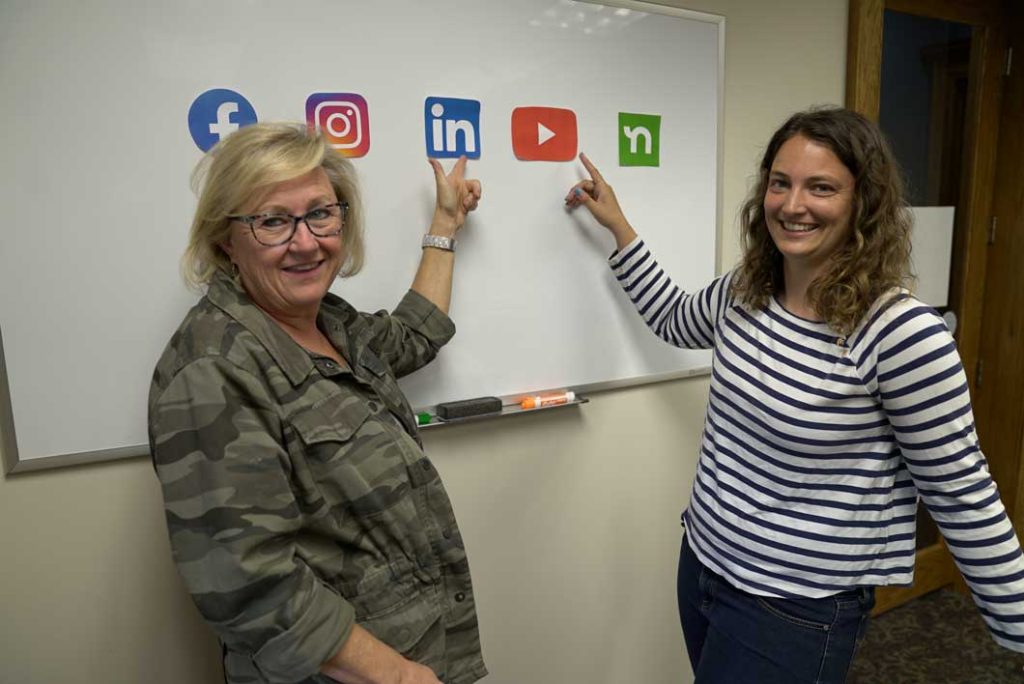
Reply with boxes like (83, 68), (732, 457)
(221, 167), (344, 322)
(763, 134), (856, 280)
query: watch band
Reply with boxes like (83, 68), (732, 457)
(422, 234), (457, 252)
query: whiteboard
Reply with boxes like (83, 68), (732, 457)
(0, 0), (721, 471)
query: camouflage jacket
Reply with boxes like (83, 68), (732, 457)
(148, 272), (486, 684)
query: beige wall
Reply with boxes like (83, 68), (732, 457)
(0, 2), (847, 682)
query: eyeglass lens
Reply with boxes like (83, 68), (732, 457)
(251, 204), (345, 246)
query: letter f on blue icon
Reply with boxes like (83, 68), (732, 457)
(188, 88), (258, 151)
(424, 97), (481, 159)
(209, 102), (240, 140)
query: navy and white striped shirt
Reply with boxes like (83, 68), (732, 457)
(611, 237), (1024, 651)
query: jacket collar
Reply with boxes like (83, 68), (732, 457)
(205, 270), (357, 387)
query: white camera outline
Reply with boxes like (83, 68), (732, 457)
(314, 99), (365, 150)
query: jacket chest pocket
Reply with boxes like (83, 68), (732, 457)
(287, 397), (417, 520)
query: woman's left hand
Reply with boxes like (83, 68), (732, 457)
(429, 156), (482, 237)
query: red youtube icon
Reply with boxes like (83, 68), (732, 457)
(511, 106), (578, 161)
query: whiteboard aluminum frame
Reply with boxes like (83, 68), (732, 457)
(0, 0), (724, 474)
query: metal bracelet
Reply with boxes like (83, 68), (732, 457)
(422, 234), (457, 252)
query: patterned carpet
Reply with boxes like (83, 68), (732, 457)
(848, 589), (1024, 683)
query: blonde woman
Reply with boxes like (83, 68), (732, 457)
(150, 123), (484, 684)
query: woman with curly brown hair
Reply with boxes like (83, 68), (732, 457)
(565, 107), (1024, 683)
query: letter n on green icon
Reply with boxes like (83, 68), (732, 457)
(619, 113), (661, 167)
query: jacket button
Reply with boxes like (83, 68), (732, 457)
(421, 460), (432, 471)
(454, 592), (466, 602)
(443, 529), (452, 539)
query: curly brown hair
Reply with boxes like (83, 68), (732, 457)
(730, 107), (914, 335)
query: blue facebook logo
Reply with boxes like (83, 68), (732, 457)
(424, 97), (481, 159)
(187, 89), (258, 152)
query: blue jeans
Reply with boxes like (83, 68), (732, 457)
(677, 535), (874, 683)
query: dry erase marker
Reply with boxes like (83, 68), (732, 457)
(520, 391), (576, 410)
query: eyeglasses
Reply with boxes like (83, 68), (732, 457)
(229, 201), (348, 246)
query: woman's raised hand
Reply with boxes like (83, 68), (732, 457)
(564, 153), (637, 248)
(429, 156), (481, 237)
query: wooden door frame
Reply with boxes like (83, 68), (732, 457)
(981, 0), (1024, 539)
(845, 0), (1008, 614)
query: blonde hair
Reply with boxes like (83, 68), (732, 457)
(181, 122), (365, 288)
(730, 107), (914, 336)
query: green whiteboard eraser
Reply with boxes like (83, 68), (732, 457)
(435, 396), (503, 420)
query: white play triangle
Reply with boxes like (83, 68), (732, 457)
(537, 122), (556, 145)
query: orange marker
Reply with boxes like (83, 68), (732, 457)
(520, 391), (576, 410)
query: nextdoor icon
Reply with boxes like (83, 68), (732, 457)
(619, 112), (661, 167)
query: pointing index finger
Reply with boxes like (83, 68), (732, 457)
(451, 155), (468, 181)
(579, 152), (605, 184)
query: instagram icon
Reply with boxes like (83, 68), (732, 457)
(305, 93), (370, 157)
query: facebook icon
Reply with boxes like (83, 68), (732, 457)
(187, 88), (258, 152)
(424, 97), (481, 159)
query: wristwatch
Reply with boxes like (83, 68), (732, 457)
(422, 234), (457, 252)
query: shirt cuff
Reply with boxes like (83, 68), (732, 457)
(395, 289), (457, 346)
(252, 577), (355, 684)
(608, 235), (646, 270)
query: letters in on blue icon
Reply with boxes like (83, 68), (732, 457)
(187, 88), (258, 152)
(424, 97), (481, 158)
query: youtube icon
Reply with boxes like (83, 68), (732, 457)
(511, 106), (578, 161)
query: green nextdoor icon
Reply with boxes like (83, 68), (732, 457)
(618, 112), (661, 166)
